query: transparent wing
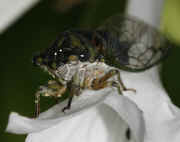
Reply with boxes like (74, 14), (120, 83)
(97, 14), (172, 71)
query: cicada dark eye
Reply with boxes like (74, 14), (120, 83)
(79, 53), (88, 62)
(79, 54), (84, 59)
(54, 52), (58, 56)
(78, 48), (90, 62)
(59, 49), (63, 53)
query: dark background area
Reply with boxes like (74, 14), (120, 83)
(0, 0), (179, 141)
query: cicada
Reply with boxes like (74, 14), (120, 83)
(33, 14), (171, 116)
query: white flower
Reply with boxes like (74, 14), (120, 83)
(6, 66), (180, 142)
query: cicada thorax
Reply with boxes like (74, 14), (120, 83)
(67, 30), (108, 62)
(70, 29), (131, 69)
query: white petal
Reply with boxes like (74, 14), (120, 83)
(103, 94), (145, 142)
(6, 87), (145, 142)
(0, 0), (39, 33)
(6, 88), (112, 134)
(121, 66), (180, 142)
(25, 94), (144, 142)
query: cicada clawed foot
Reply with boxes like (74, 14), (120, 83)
(62, 106), (71, 113)
(123, 87), (136, 93)
(62, 96), (73, 113)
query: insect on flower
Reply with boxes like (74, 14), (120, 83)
(32, 14), (172, 117)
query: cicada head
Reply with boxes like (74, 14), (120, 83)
(33, 31), (91, 82)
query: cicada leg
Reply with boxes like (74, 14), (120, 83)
(116, 70), (136, 93)
(62, 82), (81, 113)
(34, 80), (67, 117)
(91, 69), (120, 90)
(35, 92), (40, 118)
(47, 80), (67, 98)
(62, 71), (82, 113)
(62, 95), (73, 113)
(91, 69), (136, 95)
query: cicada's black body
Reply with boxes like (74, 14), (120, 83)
(33, 14), (171, 72)
(32, 14), (172, 116)
(55, 29), (133, 69)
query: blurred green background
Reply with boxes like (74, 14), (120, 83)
(0, 0), (180, 141)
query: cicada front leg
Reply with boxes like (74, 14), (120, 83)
(35, 91), (41, 118)
(62, 85), (79, 113)
(62, 83), (81, 112)
(34, 80), (67, 117)
(62, 72), (81, 113)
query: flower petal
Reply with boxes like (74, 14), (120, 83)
(120, 66), (180, 142)
(0, 0), (39, 33)
(25, 94), (145, 142)
(103, 94), (145, 142)
(6, 88), (112, 134)
(6, 87), (145, 142)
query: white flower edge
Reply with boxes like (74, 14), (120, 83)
(103, 93), (145, 142)
(6, 88), (111, 134)
(6, 88), (145, 142)
(0, 0), (39, 33)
